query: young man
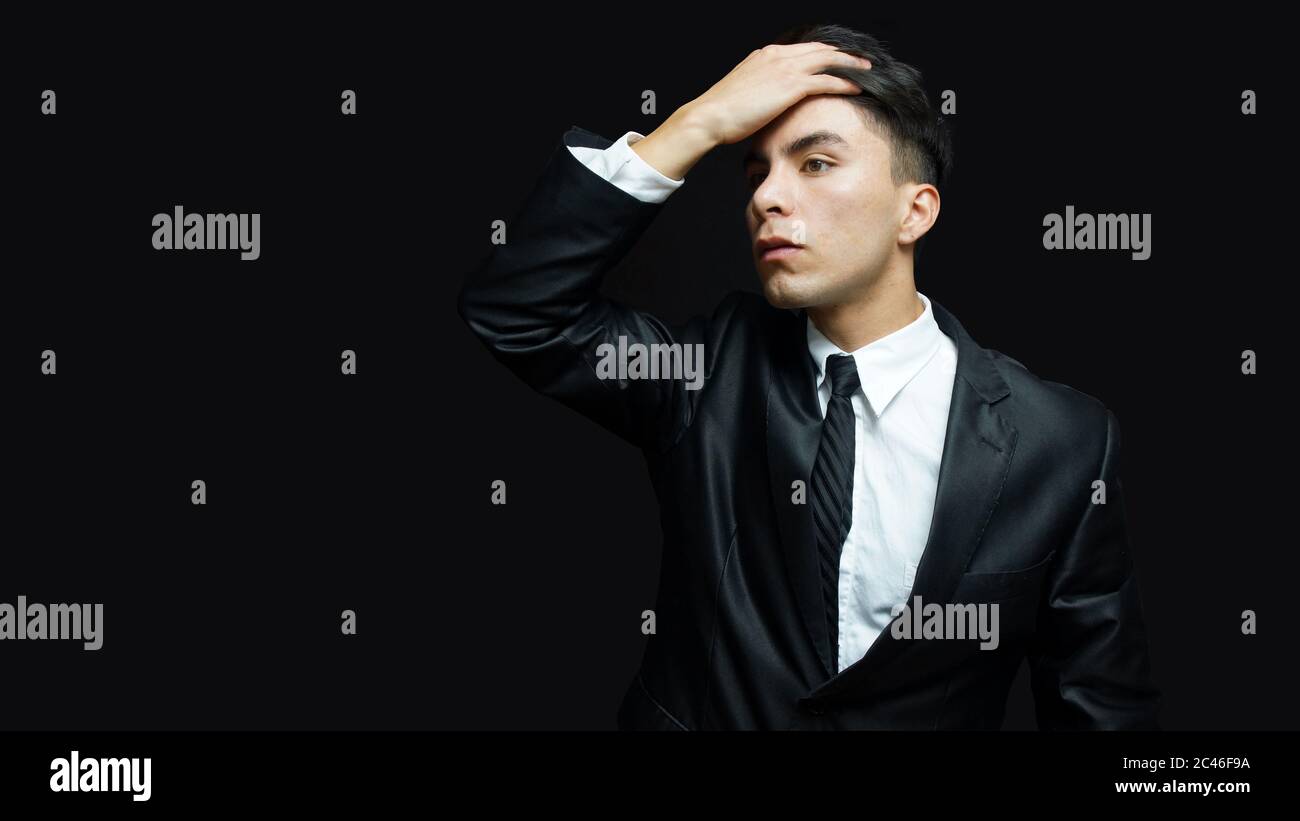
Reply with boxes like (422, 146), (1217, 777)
(458, 23), (1161, 730)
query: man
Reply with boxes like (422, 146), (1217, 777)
(458, 23), (1161, 730)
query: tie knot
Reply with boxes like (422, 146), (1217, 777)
(826, 354), (860, 398)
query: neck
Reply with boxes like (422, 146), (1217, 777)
(806, 265), (924, 353)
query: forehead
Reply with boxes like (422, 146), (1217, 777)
(748, 96), (884, 162)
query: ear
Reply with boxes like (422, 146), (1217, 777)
(899, 183), (940, 246)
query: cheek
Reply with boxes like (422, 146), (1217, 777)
(813, 202), (874, 254)
(821, 183), (893, 247)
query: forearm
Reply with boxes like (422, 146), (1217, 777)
(459, 128), (663, 348)
(629, 104), (718, 182)
(457, 125), (709, 451)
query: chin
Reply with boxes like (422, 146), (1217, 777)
(759, 270), (826, 310)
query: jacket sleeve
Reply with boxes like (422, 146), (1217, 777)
(1027, 408), (1163, 729)
(457, 125), (722, 453)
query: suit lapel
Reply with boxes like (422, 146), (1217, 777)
(766, 307), (837, 678)
(766, 297), (1018, 695)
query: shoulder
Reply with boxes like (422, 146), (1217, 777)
(984, 347), (1118, 457)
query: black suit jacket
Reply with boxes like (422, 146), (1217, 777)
(458, 125), (1161, 730)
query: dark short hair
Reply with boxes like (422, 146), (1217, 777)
(772, 23), (953, 189)
(770, 23), (953, 263)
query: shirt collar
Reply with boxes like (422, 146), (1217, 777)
(806, 291), (943, 417)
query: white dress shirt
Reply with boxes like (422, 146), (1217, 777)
(568, 130), (959, 672)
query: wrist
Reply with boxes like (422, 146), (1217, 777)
(667, 102), (719, 152)
(631, 106), (717, 181)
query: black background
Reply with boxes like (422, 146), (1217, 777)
(1, 7), (1292, 732)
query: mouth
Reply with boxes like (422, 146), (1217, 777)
(760, 244), (803, 262)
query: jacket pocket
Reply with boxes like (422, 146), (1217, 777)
(952, 551), (1056, 602)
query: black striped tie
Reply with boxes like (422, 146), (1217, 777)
(811, 353), (860, 672)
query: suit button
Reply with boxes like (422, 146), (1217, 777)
(803, 700), (825, 716)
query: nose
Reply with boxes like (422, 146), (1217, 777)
(749, 168), (795, 225)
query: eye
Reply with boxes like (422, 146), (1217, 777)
(746, 159), (833, 190)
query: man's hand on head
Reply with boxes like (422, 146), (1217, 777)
(631, 42), (871, 182)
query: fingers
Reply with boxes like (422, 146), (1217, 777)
(745, 43), (872, 80)
(776, 41), (843, 57)
(748, 41), (855, 64)
(804, 74), (864, 97)
(796, 47), (872, 72)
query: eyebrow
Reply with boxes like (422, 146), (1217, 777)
(741, 130), (849, 170)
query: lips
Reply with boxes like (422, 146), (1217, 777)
(761, 245), (802, 261)
(755, 236), (801, 253)
(756, 234), (805, 263)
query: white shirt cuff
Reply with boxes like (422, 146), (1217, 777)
(567, 130), (685, 204)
